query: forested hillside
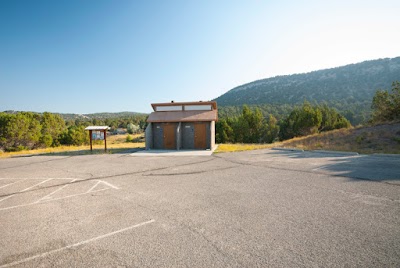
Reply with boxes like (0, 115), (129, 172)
(216, 81), (400, 145)
(216, 57), (400, 125)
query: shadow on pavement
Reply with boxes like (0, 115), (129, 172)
(269, 150), (400, 182)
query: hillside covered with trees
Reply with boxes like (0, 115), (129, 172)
(216, 81), (400, 145)
(215, 57), (400, 125)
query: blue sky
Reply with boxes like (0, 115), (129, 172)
(1, 0), (399, 114)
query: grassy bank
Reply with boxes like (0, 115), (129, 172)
(215, 143), (277, 153)
(216, 122), (400, 154)
(277, 122), (400, 154)
(0, 133), (145, 158)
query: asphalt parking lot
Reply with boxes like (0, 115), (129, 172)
(1, 149), (399, 267)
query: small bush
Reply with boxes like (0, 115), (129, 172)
(126, 135), (133, 142)
(6, 145), (28, 152)
(127, 123), (140, 134)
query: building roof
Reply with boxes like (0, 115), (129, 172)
(147, 110), (218, 123)
(84, 126), (110, 131)
(151, 101), (217, 111)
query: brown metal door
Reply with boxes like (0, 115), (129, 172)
(194, 123), (207, 149)
(163, 123), (176, 149)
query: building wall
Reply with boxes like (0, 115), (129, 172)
(147, 121), (214, 150)
(210, 121), (215, 149)
(206, 122), (211, 149)
(145, 123), (153, 150)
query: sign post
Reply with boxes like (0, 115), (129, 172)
(85, 126), (110, 152)
(89, 130), (92, 151)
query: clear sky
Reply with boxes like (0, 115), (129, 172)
(1, 0), (399, 114)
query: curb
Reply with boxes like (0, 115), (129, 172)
(310, 150), (359, 156)
(271, 147), (304, 152)
(9, 154), (36, 158)
(130, 147), (216, 157)
(272, 148), (358, 156)
(372, 153), (400, 158)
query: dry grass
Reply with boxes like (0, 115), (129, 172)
(277, 122), (400, 154)
(0, 133), (145, 158)
(215, 143), (277, 153)
(107, 133), (142, 143)
(217, 122), (400, 154)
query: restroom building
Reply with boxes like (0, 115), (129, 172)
(145, 101), (218, 150)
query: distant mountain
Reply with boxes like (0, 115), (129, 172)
(2, 111), (147, 121)
(57, 111), (147, 121)
(214, 57), (400, 124)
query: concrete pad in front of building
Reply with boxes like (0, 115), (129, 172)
(130, 147), (217, 156)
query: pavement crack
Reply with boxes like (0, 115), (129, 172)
(142, 166), (237, 177)
(143, 170), (208, 176)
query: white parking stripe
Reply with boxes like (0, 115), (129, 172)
(20, 179), (52, 192)
(0, 219), (155, 268)
(35, 179), (77, 203)
(98, 180), (119, 189)
(44, 188), (109, 202)
(0, 194), (15, 203)
(0, 189), (109, 211)
(86, 181), (101, 193)
(312, 166), (326, 171)
(0, 179), (26, 189)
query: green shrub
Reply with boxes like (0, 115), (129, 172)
(40, 134), (53, 147)
(126, 135), (133, 142)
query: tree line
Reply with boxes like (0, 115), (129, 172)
(218, 100), (370, 126)
(0, 112), (147, 152)
(371, 81), (400, 123)
(216, 102), (351, 143)
(216, 81), (400, 144)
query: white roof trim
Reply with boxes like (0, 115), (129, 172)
(84, 126), (110, 130)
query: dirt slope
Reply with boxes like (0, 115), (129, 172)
(278, 122), (400, 154)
